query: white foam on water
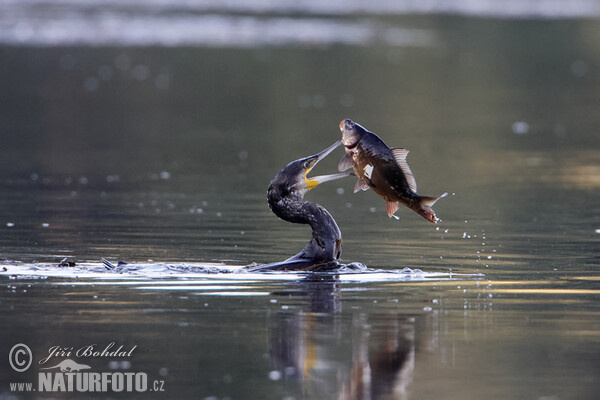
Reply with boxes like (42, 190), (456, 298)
(0, 261), (482, 284)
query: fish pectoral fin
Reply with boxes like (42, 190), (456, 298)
(386, 201), (400, 218)
(354, 178), (370, 193)
(338, 152), (354, 172)
(391, 148), (417, 192)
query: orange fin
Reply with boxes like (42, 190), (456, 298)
(338, 152), (354, 172)
(386, 201), (400, 218)
(354, 178), (370, 193)
(391, 148), (417, 192)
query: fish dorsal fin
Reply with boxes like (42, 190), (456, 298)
(391, 148), (417, 192)
(338, 152), (354, 172)
(354, 178), (370, 193)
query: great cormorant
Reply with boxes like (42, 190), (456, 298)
(248, 141), (350, 272)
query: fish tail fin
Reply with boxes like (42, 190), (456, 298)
(416, 192), (448, 223)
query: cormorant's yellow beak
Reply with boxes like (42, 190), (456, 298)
(303, 141), (351, 190)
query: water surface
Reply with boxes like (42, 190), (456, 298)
(1, 6), (599, 400)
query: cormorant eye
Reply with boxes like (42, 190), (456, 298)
(303, 161), (311, 169)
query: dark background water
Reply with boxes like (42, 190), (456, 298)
(1, 5), (599, 400)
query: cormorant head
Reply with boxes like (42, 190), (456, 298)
(269, 141), (349, 198)
(339, 118), (365, 149)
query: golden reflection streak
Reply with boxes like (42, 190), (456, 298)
(561, 276), (600, 281)
(487, 289), (600, 295)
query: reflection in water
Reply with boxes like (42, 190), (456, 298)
(268, 275), (416, 399)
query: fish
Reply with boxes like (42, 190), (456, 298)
(338, 118), (447, 223)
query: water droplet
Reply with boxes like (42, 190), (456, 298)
(268, 370), (282, 381)
(487, 255), (492, 259)
(336, 187), (345, 195)
(238, 150), (249, 161)
(159, 171), (171, 180)
(369, 207), (376, 213)
(512, 121), (529, 134)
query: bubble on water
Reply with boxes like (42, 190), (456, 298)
(487, 255), (492, 259)
(238, 150), (249, 161)
(216, 212), (222, 217)
(159, 367), (168, 377)
(84, 76), (99, 92)
(345, 202), (352, 208)
(444, 229), (449, 233)
(436, 226), (440, 231)
(423, 306), (432, 312)
(79, 176), (89, 185)
(512, 121), (529, 134)
(132, 65), (151, 81)
(336, 187), (345, 195)
(570, 60), (588, 77)
(462, 232), (467, 239)
(369, 207), (376, 213)
(270, 299), (277, 303)
(595, 228), (600, 234)
(106, 175), (120, 183)
(6, 222), (15, 227)
(42, 223), (50, 228)
(30, 173), (39, 181)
